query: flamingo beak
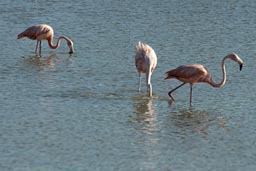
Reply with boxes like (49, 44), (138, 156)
(67, 39), (74, 54)
(239, 64), (243, 71)
(69, 44), (74, 54)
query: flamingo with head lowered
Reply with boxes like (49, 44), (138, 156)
(165, 53), (244, 106)
(135, 42), (157, 97)
(17, 24), (74, 56)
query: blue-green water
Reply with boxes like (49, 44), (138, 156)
(1, 0), (256, 170)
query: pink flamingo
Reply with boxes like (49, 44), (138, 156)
(17, 24), (74, 56)
(165, 53), (243, 106)
(135, 42), (157, 97)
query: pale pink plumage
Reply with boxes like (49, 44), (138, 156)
(135, 42), (157, 97)
(17, 24), (74, 56)
(165, 53), (244, 106)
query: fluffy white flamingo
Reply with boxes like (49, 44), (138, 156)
(135, 42), (157, 97)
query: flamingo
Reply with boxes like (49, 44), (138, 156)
(17, 24), (74, 56)
(135, 42), (157, 97)
(165, 53), (243, 106)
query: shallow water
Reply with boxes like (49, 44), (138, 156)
(1, 0), (256, 170)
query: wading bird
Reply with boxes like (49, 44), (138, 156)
(165, 53), (243, 106)
(17, 24), (74, 56)
(135, 42), (157, 97)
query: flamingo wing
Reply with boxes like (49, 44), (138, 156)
(165, 64), (209, 83)
(17, 24), (52, 40)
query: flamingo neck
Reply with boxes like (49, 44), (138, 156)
(209, 56), (228, 88)
(47, 36), (69, 49)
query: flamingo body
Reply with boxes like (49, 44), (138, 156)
(18, 24), (52, 40)
(165, 64), (210, 84)
(165, 53), (244, 106)
(135, 42), (157, 97)
(17, 24), (74, 56)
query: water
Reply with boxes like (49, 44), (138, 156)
(1, 0), (256, 170)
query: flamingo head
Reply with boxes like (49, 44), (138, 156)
(228, 53), (243, 71)
(67, 39), (74, 54)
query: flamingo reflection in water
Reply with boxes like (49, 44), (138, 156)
(133, 96), (158, 135)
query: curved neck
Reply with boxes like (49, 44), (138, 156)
(47, 36), (69, 49)
(209, 56), (228, 88)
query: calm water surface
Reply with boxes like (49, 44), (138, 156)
(1, 0), (256, 170)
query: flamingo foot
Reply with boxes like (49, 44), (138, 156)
(168, 98), (174, 106)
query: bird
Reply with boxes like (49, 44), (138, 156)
(17, 24), (74, 56)
(135, 42), (157, 97)
(165, 53), (243, 106)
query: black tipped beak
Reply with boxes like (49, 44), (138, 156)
(69, 45), (74, 54)
(240, 64), (243, 71)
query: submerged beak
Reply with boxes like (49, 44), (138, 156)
(69, 45), (74, 54)
(239, 64), (243, 71)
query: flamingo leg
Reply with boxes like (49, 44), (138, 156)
(168, 82), (186, 101)
(190, 84), (193, 107)
(39, 41), (42, 56)
(148, 84), (152, 96)
(138, 72), (142, 93)
(35, 41), (39, 54)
